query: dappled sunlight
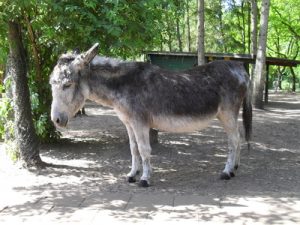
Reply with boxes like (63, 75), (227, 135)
(62, 129), (123, 143)
(41, 155), (96, 169)
(253, 142), (299, 153)
(154, 167), (178, 174)
(178, 151), (192, 155)
(167, 140), (190, 146)
(213, 154), (227, 158)
(1, 93), (300, 224)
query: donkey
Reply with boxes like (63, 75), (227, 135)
(50, 43), (252, 187)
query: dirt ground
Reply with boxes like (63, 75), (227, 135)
(0, 92), (300, 224)
(48, 92), (300, 193)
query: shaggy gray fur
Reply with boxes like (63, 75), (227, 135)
(50, 45), (252, 187)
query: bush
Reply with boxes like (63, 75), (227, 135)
(0, 78), (60, 143)
(0, 80), (13, 141)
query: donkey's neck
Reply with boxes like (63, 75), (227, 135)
(85, 56), (150, 108)
(85, 56), (128, 107)
(86, 76), (116, 107)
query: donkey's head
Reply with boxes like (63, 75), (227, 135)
(50, 43), (99, 127)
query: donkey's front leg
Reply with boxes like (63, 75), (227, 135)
(132, 124), (152, 187)
(124, 124), (141, 183)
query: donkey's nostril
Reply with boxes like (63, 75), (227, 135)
(52, 113), (68, 127)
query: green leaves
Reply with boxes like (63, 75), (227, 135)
(0, 0), (299, 142)
(0, 80), (13, 140)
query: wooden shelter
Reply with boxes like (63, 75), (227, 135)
(146, 52), (300, 103)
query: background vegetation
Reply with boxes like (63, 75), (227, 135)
(0, 0), (299, 143)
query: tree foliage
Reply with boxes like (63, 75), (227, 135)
(0, 0), (299, 142)
(0, 0), (165, 142)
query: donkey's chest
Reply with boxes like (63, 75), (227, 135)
(151, 114), (216, 133)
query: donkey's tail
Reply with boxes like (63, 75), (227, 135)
(242, 82), (252, 151)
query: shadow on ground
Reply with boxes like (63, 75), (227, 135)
(1, 93), (300, 224)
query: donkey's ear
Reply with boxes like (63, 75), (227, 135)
(82, 43), (99, 64)
(71, 43), (99, 70)
(73, 47), (81, 54)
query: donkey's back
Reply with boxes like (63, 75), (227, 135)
(114, 60), (250, 133)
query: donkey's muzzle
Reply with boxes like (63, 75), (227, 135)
(52, 112), (68, 128)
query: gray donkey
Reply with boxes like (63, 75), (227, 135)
(50, 43), (252, 187)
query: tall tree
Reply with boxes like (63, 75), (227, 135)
(233, 0), (247, 53)
(176, 17), (183, 52)
(197, 0), (205, 65)
(6, 20), (43, 167)
(186, 0), (191, 52)
(250, 0), (258, 55)
(217, 0), (227, 52)
(175, 1), (183, 52)
(252, 0), (270, 109)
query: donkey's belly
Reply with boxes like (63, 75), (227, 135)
(151, 114), (215, 133)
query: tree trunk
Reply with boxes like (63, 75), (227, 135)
(290, 67), (296, 92)
(24, 14), (42, 83)
(252, 0), (270, 109)
(250, 0), (258, 55)
(197, 0), (205, 65)
(241, 1), (247, 53)
(176, 16), (183, 52)
(249, 0), (258, 79)
(247, 1), (251, 53)
(166, 13), (173, 52)
(277, 66), (285, 90)
(278, 73), (282, 90)
(217, 0), (227, 52)
(0, 64), (4, 86)
(160, 33), (164, 51)
(186, 0), (191, 52)
(6, 20), (43, 167)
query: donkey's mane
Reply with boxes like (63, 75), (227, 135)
(91, 56), (123, 67)
(57, 53), (77, 65)
(56, 54), (146, 80)
(90, 56), (140, 79)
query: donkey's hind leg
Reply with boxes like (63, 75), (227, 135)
(124, 123), (141, 183)
(218, 111), (241, 180)
(131, 123), (152, 187)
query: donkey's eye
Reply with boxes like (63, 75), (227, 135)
(62, 83), (72, 90)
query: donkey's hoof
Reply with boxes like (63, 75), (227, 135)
(230, 172), (235, 177)
(138, 180), (149, 187)
(220, 172), (231, 180)
(127, 176), (136, 183)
